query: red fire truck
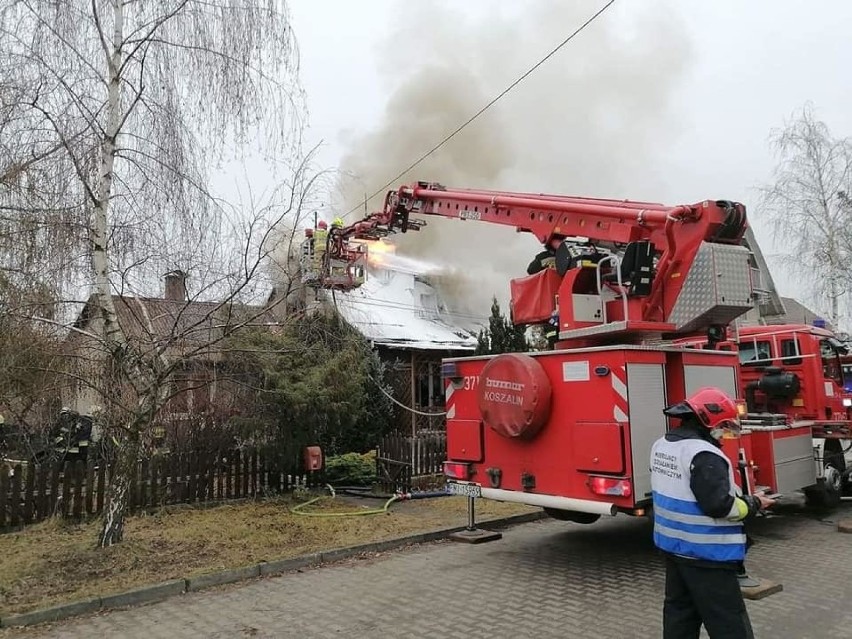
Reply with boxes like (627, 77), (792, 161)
(678, 323), (852, 507)
(321, 181), (850, 523)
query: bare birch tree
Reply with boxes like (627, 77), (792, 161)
(759, 103), (852, 328)
(0, 0), (306, 545)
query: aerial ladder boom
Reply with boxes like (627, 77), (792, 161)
(321, 181), (754, 347)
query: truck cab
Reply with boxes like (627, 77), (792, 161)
(734, 324), (850, 422)
(679, 323), (852, 504)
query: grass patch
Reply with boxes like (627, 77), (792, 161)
(0, 494), (536, 616)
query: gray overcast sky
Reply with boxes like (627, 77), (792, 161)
(285, 0), (852, 320)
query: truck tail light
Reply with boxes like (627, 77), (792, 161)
(589, 476), (632, 498)
(443, 461), (472, 480)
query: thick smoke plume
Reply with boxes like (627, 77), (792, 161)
(338, 1), (693, 321)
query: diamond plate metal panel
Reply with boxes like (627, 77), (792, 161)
(668, 242), (755, 332)
(715, 243), (754, 303)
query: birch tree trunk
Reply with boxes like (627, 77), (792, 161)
(92, 0), (125, 349)
(95, 0), (140, 548)
(98, 423), (140, 546)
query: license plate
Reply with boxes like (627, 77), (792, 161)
(446, 481), (482, 498)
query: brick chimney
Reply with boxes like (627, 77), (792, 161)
(164, 270), (187, 301)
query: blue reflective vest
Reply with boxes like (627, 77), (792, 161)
(650, 437), (746, 562)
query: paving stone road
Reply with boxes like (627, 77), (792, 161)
(10, 503), (852, 638)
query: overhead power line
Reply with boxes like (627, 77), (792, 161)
(344, 0), (618, 219)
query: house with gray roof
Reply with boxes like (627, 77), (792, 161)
(329, 263), (480, 434)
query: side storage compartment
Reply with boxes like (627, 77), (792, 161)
(446, 419), (484, 462)
(626, 363), (667, 501)
(572, 422), (624, 473)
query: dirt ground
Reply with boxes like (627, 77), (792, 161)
(0, 492), (535, 616)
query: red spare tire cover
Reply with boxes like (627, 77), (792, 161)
(477, 353), (552, 439)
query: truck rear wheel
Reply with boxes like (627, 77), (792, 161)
(823, 439), (851, 496)
(805, 440), (846, 508)
(543, 508), (600, 524)
(823, 439), (847, 474)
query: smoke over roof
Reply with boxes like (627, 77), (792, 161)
(337, 1), (693, 318)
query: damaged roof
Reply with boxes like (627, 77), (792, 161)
(330, 267), (480, 351)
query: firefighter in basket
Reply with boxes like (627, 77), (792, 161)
(650, 387), (775, 639)
(312, 220), (329, 273)
(326, 217), (352, 285)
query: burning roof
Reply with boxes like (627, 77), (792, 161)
(330, 259), (480, 352)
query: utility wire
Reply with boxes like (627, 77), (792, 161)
(343, 0), (617, 219)
(369, 373), (448, 417)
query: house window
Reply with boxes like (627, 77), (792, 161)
(416, 293), (439, 321)
(415, 361), (443, 409)
(739, 340), (771, 366)
(169, 375), (211, 414)
(169, 377), (192, 413)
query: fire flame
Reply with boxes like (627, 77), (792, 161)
(360, 239), (396, 267)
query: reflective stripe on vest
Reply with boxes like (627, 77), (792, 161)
(650, 437), (746, 562)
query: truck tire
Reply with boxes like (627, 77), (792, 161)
(823, 439), (847, 474)
(805, 440), (845, 508)
(543, 508), (600, 524)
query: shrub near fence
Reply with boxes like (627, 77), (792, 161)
(0, 448), (322, 531)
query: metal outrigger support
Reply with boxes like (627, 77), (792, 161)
(449, 496), (503, 544)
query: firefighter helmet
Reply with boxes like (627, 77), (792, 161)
(317, 220), (328, 230)
(664, 387), (739, 430)
(332, 216), (344, 228)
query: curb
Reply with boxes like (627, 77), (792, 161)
(0, 510), (546, 629)
(0, 598), (102, 629)
(259, 553), (321, 576)
(186, 565), (260, 592)
(100, 579), (187, 609)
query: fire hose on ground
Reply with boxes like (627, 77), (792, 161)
(289, 484), (450, 518)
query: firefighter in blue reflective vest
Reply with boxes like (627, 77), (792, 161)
(650, 387), (775, 639)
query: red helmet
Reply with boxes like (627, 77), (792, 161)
(317, 220), (328, 230)
(664, 387), (739, 429)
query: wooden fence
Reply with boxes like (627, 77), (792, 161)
(0, 448), (320, 531)
(375, 432), (446, 493)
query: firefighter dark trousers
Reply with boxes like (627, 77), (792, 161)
(663, 555), (754, 639)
